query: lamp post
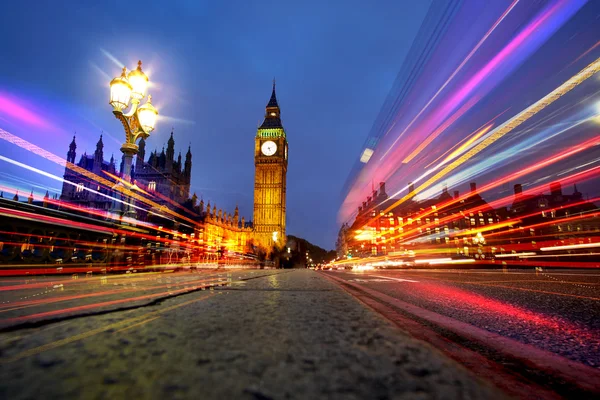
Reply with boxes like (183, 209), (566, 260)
(109, 60), (158, 217)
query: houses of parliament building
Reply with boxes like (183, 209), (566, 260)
(59, 84), (289, 256)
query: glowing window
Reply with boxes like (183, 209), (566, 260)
(76, 183), (84, 193)
(148, 181), (156, 191)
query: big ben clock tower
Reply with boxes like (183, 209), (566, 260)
(253, 82), (288, 248)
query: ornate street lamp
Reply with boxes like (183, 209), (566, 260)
(109, 60), (158, 183)
(109, 60), (158, 218)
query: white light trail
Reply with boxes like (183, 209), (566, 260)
(540, 243), (600, 251)
(495, 252), (537, 258)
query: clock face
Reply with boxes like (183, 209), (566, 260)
(261, 140), (277, 156)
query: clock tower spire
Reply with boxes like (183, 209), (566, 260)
(253, 81), (288, 249)
(261, 80), (282, 127)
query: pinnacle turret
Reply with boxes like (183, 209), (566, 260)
(260, 80), (283, 129)
(67, 135), (77, 163)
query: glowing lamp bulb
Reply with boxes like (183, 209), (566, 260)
(109, 67), (132, 111)
(138, 94), (158, 132)
(127, 60), (148, 100)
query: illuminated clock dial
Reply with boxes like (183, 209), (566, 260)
(261, 140), (277, 156)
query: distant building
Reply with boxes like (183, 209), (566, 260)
(509, 182), (600, 241)
(60, 130), (191, 209)
(134, 131), (191, 206)
(345, 181), (506, 258)
(60, 135), (117, 210)
(342, 179), (599, 261)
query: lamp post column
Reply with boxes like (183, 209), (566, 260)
(120, 143), (138, 183)
(109, 61), (158, 222)
(120, 144), (138, 219)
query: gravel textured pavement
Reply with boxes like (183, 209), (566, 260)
(0, 269), (504, 400)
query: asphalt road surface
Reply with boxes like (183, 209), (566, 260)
(0, 269), (504, 400)
(322, 268), (600, 398)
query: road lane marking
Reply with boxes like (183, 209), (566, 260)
(0, 304), (40, 313)
(369, 275), (419, 283)
(1, 293), (216, 363)
(463, 280), (600, 285)
(114, 316), (160, 334)
(462, 283), (600, 301)
(347, 276), (419, 283)
(376, 274), (600, 300)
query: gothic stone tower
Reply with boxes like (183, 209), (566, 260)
(253, 82), (288, 248)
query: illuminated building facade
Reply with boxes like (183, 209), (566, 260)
(134, 131), (191, 206)
(253, 83), (288, 248)
(509, 182), (600, 241)
(60, 131), (191, 208)
(341, 180), (600, 262)
(197, 200), (253, 257)
(60, 135), (117, 209)
(343, 182), (505, 259)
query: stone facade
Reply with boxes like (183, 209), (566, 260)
(134, 131), (191, 206)
(253, 83), (288, 248)
(60, 135), (116, 210)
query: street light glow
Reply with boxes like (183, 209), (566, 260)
(109, 67), (132, 111)
(138, 95), (158, 132)
(127, 60), (149, 99)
